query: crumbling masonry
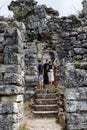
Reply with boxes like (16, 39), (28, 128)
(0, 0), (87, 129)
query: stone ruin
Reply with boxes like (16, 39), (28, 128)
(0, 0), (87, 129)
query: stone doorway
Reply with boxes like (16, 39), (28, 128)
(42, 50), (56, 64)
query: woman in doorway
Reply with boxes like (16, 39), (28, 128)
(48, 60), (54, 85)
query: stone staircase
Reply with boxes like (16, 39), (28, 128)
(33, 85), (58, 117)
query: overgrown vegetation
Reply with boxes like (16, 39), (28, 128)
(12, 6), (28, 20)
(74, 61), (81, 68)
(6, 23), (15, 28)
(18, 121), (28, 130)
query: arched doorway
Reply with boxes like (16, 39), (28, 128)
(42, 50), (57, 64)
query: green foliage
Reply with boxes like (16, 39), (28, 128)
(7, 23), (14, 28)
(29, 30), (36, 42)
(74, 61), (81, 68)
(12, 6), (28, 19)
(13, 6), (21, 18)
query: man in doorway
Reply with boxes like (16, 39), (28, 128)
(38, 60), (44, 89)
(43, 59), (49, 85)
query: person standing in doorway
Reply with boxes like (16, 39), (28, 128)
(38, 60), (44, 89)
(48, 60), (54, 85)
(43, 59), (49, 85)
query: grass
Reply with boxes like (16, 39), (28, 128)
(18, 121), (27, 130)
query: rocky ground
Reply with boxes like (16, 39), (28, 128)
(26, 118), (62, 130)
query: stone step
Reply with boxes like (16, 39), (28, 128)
(44, 85), (55, 89)
(36, 89), (56, 94)
(32, 110), (58, 117)
(35, 93), (56, 99)
(35, 99), (57, 105)
(34, 104), (58, 111)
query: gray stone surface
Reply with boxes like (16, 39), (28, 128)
(0, 123), (17, 130)
(65, 66), (87, 87)
(65, 100), (87, 112)
(0, 102), (18, 114)
(4, 53), (21, 64)
(0, 85), (24, 95)
(0, 65), (21, 73)
(4, 45), (21, 53)
(0, 24), (24, 130)
(0, 114), (18, 123)
(65, 87), (87, 100)
(66, 113), (87, 123)
(4, 73), (22, 86)
(6, 28), (17, 37)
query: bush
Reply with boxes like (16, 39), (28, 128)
(74, 61), (81, 68)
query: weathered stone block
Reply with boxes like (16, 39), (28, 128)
(83, 54), (87, 60)
(0, 65), (21, 73)
(6, 28), (17, 37)
(62, 42), (73, 51)
(65, 100), (87, 112)
(73, 55), (83, 60)
(0, 122), (17, 130)
(65, 87), (87, 100)
(82, 42), (87, 48)
(80, 62), (87, 70)
(4, 73), (22, 86)
(73, 40), (82, 48)
(0, 36), (4, 42)
(65, 64), (87, 87)
(4, 53), (21, 65)
(25, 82), (37, 88)
(25, 75), (38, 83)
(73, 48), (87, 54)
(67, 122), (87, 130)
(25, 59), (37, 65)
(1, 95), (23, 102)
(25, 70), (37, 75)
(61, 32), (70, 38)
(0, 22), (6, 33)
(0, 85), (24, 95)
(0, 114), (18, 123)
(70, 31), (78, 36)
(5, 37), (18, 45)
(4, 45), (21, 53)
(25, 66), (37, 75)
(25, 47), (37, 54)
(67, 113), (87, 124)
(0, 102), (18, 114)
(77, 33), (87, 40)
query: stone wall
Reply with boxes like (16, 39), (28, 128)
(59, 14), (87, 130)
(0, 21), (24, 130)
(24, 40), (38, 99)
(65, 63), (87, 130)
